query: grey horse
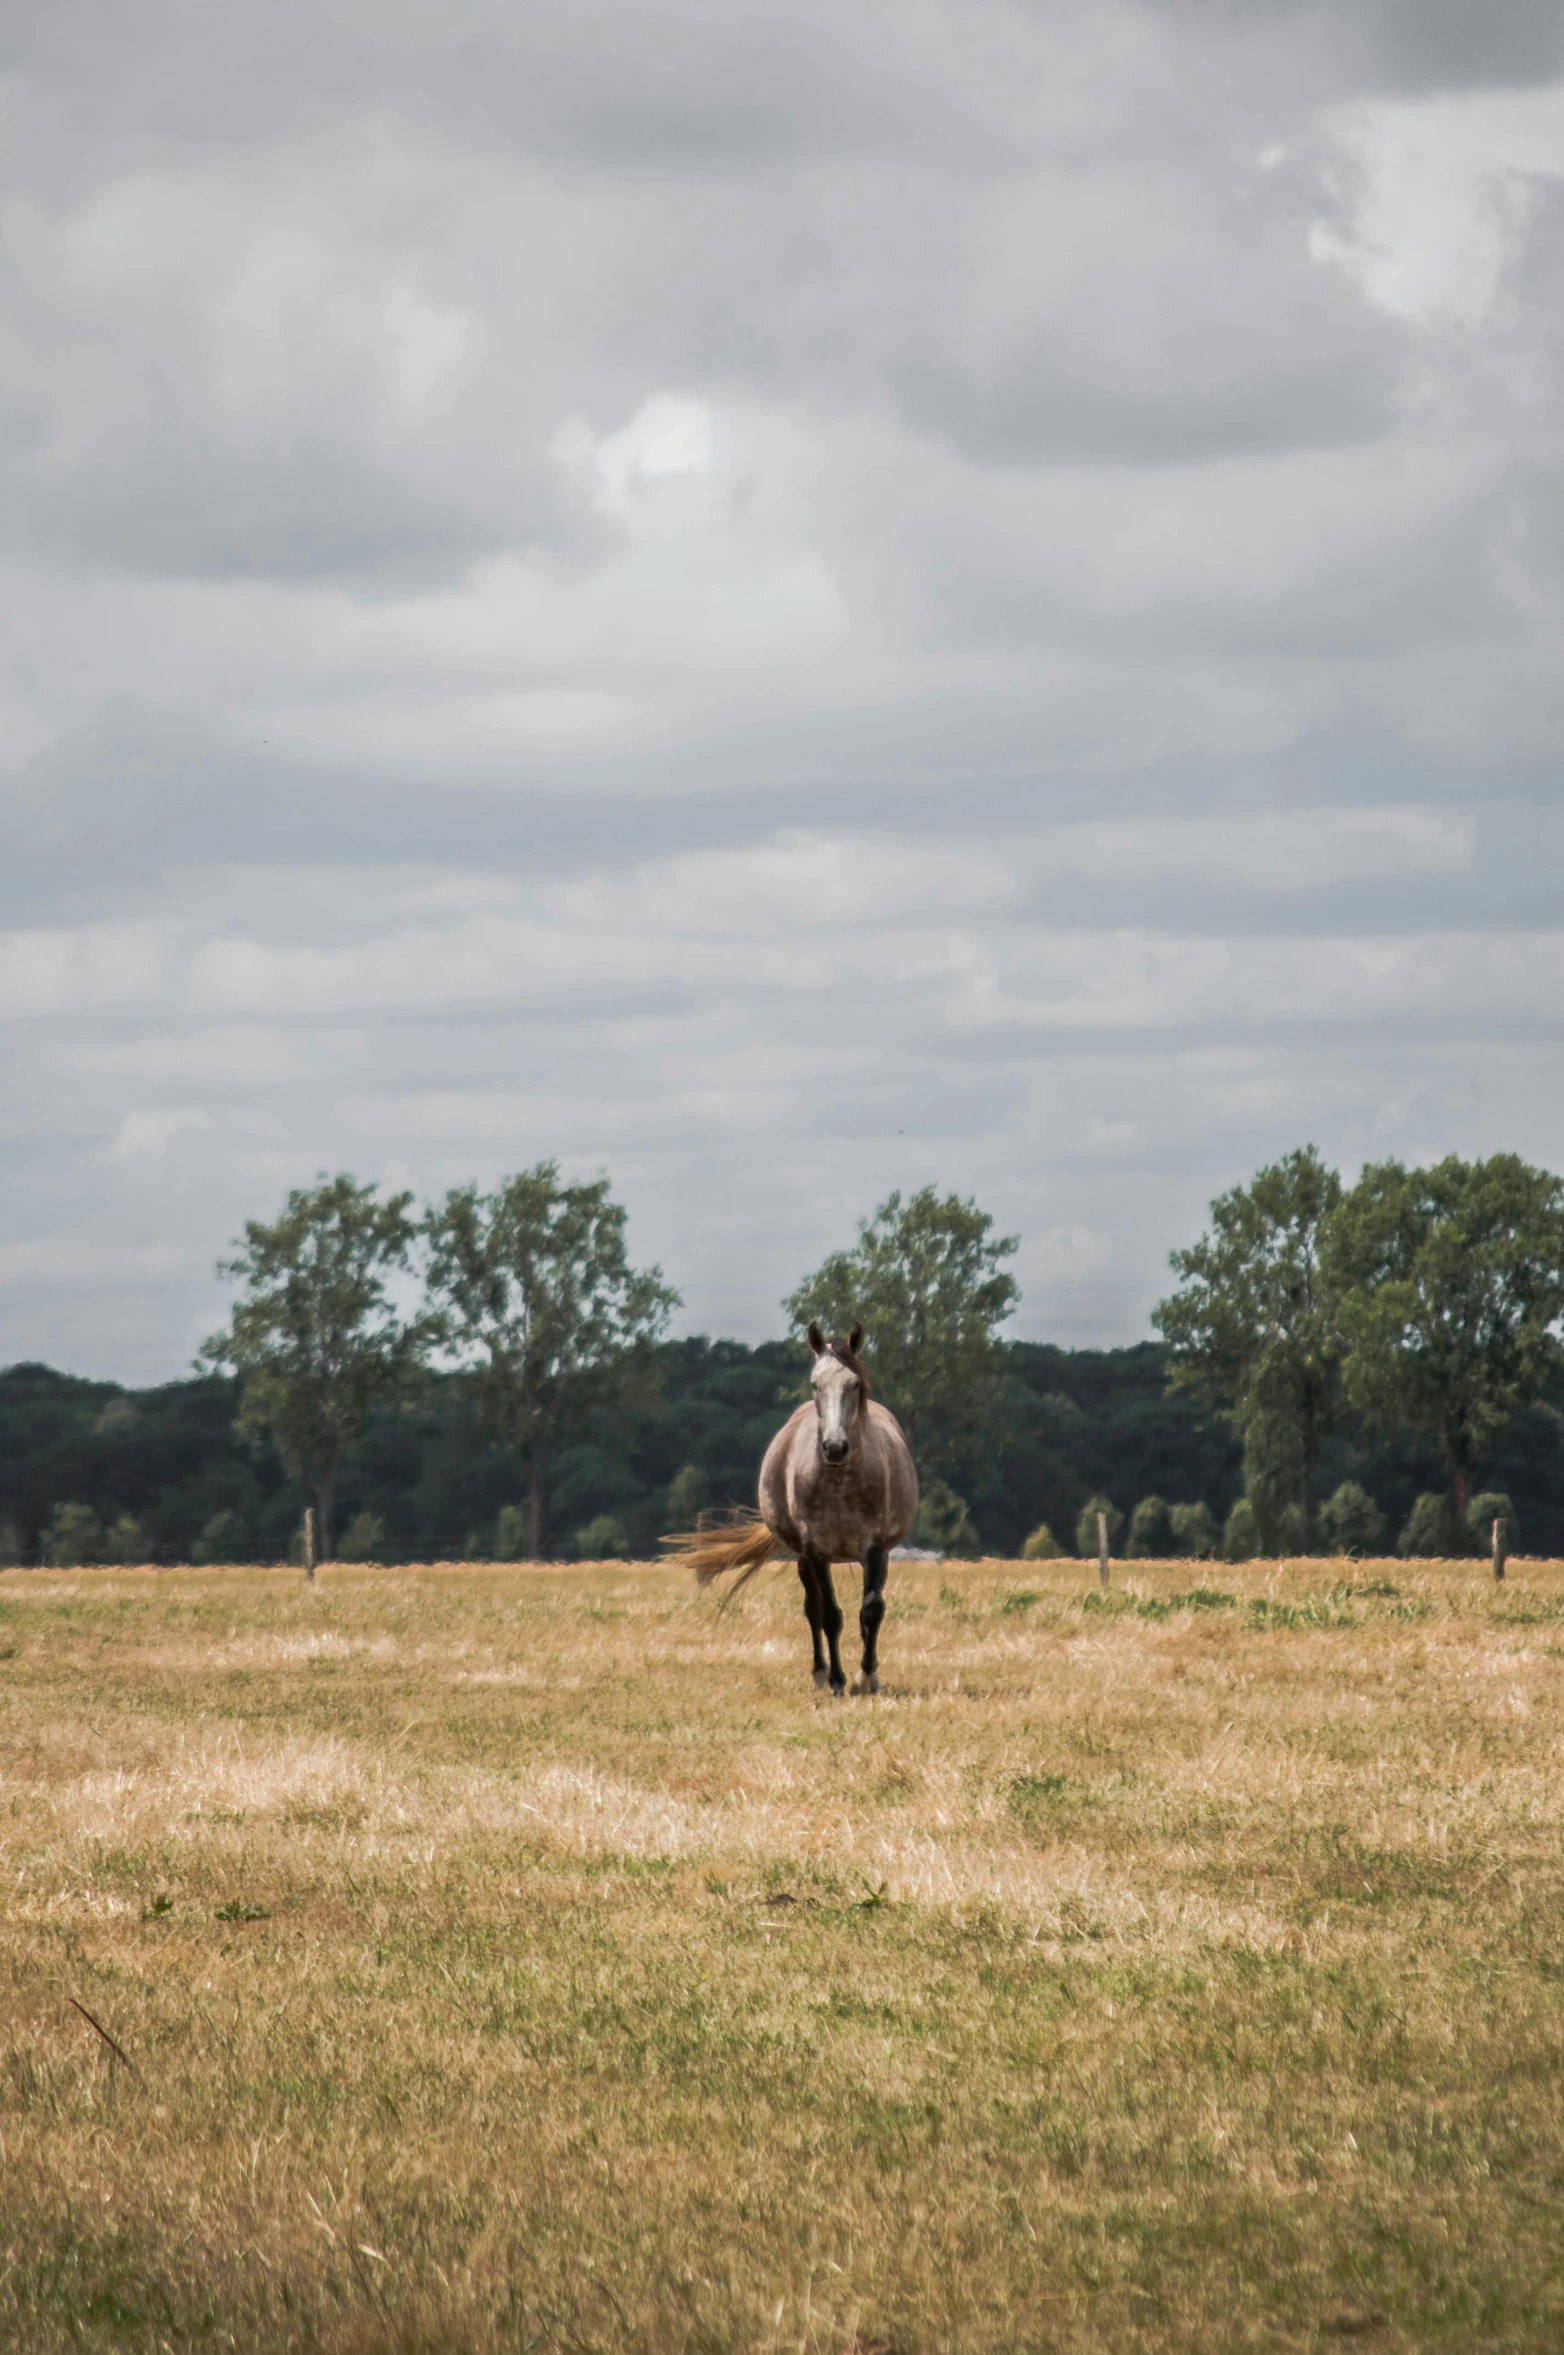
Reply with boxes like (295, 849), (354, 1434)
(671, 1322), (918, 1695)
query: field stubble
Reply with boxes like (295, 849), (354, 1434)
(2, 1555), (1563, 2353)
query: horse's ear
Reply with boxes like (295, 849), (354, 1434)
(848, 1323), (864, 1354)
(807, 1320), (825, 1355)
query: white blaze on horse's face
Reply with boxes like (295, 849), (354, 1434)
(811, 1354), (860, 1464)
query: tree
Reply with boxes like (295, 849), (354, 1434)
(201, 1175), (435, 1561)
(575, 1513), (628, 1560)
(1319, 1482), (1385, 1557)
(1327, 1154), (1564, 1521)
(1466, 1490), (1518, 1553)
(44, 1503), (104, 1566)
(337, 1512), (386, 1563)
(914, 1479), (981, 1557)
(1126, 1496), (1173, 1557)
(784, 1187), (1019, 1480)
(1075, 1495), (1123, 1557)
(493, 1504), (527, 1561)
(1221, 1498), (1258, 1562)
(424, 1166), (678, 1559)
(192, 1508), (247, 1565)
(1168, 1501), (1217, 1559)
(1154, 1147), (1343, 1552)
(1399, 1491), (1460, 1559)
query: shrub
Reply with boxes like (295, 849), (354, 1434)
(493, 1504), (526, 1561)
(1221, 1498), (1258, 1561)
(1074, 1495), (1123, 1558)
(575, 1514), (628, 1560)
(192, 1509), (246, 1565)
(664, 1465), (709, 1531)
(338, 1512), (386, 1563)
(1319, 1481), (1385, 1557)
(43, 1503), (105, 1567)
(1126, 1496), (1173, 1558)
(1275, 1503), (1303, 1555)
(1020, 1522), (1063, 1560)
(915, 1480), (982, 1559)
(1466, 1491), (1519, 1553)
(1168, 1501), (1217, 1559)
(1399, 1491), (1461, 1559)
(104, 1514), (149, 1565)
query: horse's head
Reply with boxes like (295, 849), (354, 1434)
(807, 1320), (869, 1466)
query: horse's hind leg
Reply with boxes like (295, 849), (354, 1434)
(797, 1555), (829, 1689)
(806, 1550), (846, 1696)
(855, 1540), (889, 1695)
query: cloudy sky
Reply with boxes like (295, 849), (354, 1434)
(4, 0), (1564, 1382)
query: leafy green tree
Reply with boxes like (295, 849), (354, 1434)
(1021, 1521), (1063, 1559)
(1155, 1147), (1343, 1552)
(192, 1508), (246, 1565)
(493, 1504), (527, 1562)
(1319, 1482), (1385, 1557)
(44, 1503), (104, 1566)
(425, 1166), (678, 1559)
(1168, 1501), (1217, 1559)
(1399, 1491), (1460, 1559)
(915, 1479), (982, 1557)
(104, 1514), (148, 1564)
(663, 1464), (709, 1533)
(337, 1511), (386, 1563)
(201, 1175), (436, 1562)
(785, 1187), (1019, 1480)
(1328, 1154), (1564, 1521)
(575, 1513), (628, 1560)
(1126, 1496), (1173, 1557)
(1466, 1490), (1518, 1553)
(1074, 1495), (1123, 1558)
(1221, 1498), (1258, 1562)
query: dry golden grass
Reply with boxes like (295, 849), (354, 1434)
(3, 1553), (1563, 2353)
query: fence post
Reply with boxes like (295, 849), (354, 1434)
(1097, 1511), (1110, 1590)
(303, 1508), (316, 1585)
(1492, 1515), (1506, 1583)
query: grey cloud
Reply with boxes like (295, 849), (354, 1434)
(3, 0), (1564, 1382)
(892, 358), (1395, 469)
(1163, 1), (1564, 94)
(6, 440), (516, 583)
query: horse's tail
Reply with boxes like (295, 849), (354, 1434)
(661, 1508), (788, 1601)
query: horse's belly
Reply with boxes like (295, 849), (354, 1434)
(789, 1468), (888, 1561)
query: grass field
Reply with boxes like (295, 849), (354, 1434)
(3, 1553), (1563, 2354)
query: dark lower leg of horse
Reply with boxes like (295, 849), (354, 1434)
(810, 1555), (846, 1695)
(856, 1541), (889, 1695)
(796, 1556), (827, 1687)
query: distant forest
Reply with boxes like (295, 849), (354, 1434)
(5, 1337), (1562, 1566)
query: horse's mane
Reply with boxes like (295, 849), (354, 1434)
(826, 1335), (871, 1402)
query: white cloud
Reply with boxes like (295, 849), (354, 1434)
(1310, 83), (1564, 328)
(104, 1107), (217, 1161)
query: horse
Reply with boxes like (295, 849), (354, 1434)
(668, 1321), (919, 1695)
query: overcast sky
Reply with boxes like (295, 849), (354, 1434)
(4, 0), (1564, 1383)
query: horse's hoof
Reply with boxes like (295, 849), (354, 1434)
(813, 1669), (831, 1691)
(853, 1670), (880, 1696)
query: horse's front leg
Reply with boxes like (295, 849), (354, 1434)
(855, 1540), (889, 1695)
(797, 1554), (828, 1689)
(804, 1550), (846, 1696)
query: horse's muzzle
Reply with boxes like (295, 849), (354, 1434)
(821, 1440), (850, 1465)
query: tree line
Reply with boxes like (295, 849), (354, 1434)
(3, 1149), (1561, 1566)
(1154, 1146), (1564, 1559)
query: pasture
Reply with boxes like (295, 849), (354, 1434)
(2, 1556), (1562, 2353)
